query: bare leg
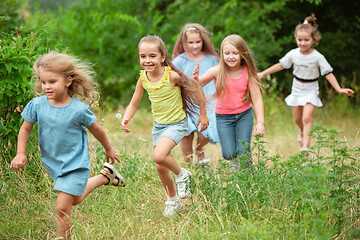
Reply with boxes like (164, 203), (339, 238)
(292, 106), (305, 146)
(56, 192), (75, 239)
(292, 106), (304, 132)
(156, 163), (177, 197)
(55, 166), (118, 239)
(153, 136), (181, 197)
(195, 132), (211, 162)
(180, 133), (194, 164)
(73, 174), (109, 205)
(302, 103), (316, 149)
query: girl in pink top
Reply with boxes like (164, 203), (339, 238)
(194, 34), (265, 162)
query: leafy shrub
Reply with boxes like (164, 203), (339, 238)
(0, 25), (66, 162)
(192, 126), (360, 238)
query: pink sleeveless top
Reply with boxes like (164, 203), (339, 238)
(215, 66), (252, 114)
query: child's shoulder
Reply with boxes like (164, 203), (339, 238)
(169, 68), (181, 78)
(172, 53), (188, 64)
(29, 95), (47, 105)
(71, 97), (91, 109)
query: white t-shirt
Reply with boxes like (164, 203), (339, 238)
(279, 48), (333, 80)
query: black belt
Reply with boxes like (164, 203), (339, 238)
(294, 75), (318, 83)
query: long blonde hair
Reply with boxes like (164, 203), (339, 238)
(217, 34), (260, 103)
(138, 35), (205, 116)
(171, 23), (219, 60)
(33, 51), (99, 106)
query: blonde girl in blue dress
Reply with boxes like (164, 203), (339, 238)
(11, 51), (125, 239)
(172, 23), (220, 165)
(122, 35), (208, 217)
(258, 14), (354, 152)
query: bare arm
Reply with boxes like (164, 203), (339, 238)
(249, 78), (265, 136)
(87, 122), (120, 164)
(10, 120), (34, 170)
(325, 73), (355, 96)
(258, 63), (284, 79)
(193, 63), (219, 87)
(194, 86), (209, 132)
(121, 78), (144, 132)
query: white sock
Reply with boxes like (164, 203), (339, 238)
(168, 195), (179, 201)
(176, 168), (184, 178)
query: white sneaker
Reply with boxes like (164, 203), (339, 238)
(163, 196), (182, 217)
(175, 168), (192, 199)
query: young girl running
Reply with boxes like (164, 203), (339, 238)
(258, 14), (354, 152)
(122, 35), (208, 217)
(10, 51), (125, 239)
(194, 34), (265, 162)
(172, 23), (219, 165)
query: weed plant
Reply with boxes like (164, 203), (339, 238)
(1, 107), (359, 239)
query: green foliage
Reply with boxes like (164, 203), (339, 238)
(0, 0), (26, 34)
(26, 0), (359, 107)
(193, 126), (360, 238)
(0, 24), (66, 161)
(48, 0), (147, 108)
(1, 96), (359, 238)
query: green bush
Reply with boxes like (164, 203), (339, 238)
(0, 25), (66, 162)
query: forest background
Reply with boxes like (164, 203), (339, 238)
(1, 0), (360, 239)
(3, 0), (360, 108)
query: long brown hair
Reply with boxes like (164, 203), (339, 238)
(295, 13), (321, 46)
(171, 23), (219, 60)
(217, 34), (260, 103)
(138, 35), (205, 117)
(33, 51), (99, 106)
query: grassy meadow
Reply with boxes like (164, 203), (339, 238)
(1, 94), (360, 239)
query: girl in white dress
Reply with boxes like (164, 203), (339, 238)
(258, 14), (354, 152)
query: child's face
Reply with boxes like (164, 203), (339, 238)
(40, 69), (72, 103)
(138, 42), (166, 72)
(222, 43), (241, 68)
(295, 29), (314, 54)
(185, 32), (203, 58)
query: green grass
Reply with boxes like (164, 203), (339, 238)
(1, 95), (359, 239)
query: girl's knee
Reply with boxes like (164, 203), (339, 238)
(153, 152), (166, 164)
(55, 203), (71, 218)
(302, 115), (312, 124)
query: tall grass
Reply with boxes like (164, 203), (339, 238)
(1, 95), (359, 239)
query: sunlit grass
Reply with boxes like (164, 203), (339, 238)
(1, 94), (359, 239)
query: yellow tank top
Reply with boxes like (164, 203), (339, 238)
(141, 66), (186, 124)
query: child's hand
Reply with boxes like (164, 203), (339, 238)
(10, 154), (27, 170)
(192, 63), (200, 81)
(257, 72), (265, 79)
(121, 118), (131, 132)
(338, 88), (355, 96)
(253, 123), (265, 136)
(197, 114), (209, 132)
(106, 148), (121, 164)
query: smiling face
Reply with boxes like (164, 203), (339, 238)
(295, 29), (315, 54)
(138, 42), (166, 72)
(40, 69), (72, 104)
(222, 43), (241, 69)
(184, 32), (204, 59)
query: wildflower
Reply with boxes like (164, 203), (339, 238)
(116, 112), (122, 119)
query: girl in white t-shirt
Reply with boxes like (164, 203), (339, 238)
(258, 14), (354, 152)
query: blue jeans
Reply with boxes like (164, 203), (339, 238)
(216, 107), (253, 160)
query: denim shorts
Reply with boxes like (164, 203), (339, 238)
(152, 117), (188, 147)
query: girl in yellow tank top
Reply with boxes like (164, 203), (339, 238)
(122, 35), (208, 217)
